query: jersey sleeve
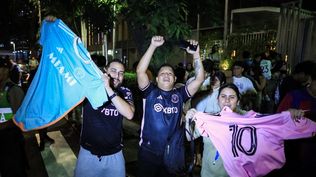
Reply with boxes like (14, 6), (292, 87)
(277, 111), (316, 139)
(140, 82), (154, 98)
(180, 85), (191, 102)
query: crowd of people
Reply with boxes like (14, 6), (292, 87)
(1, 16), (315, 177)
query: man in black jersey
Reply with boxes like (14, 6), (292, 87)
(74, 59), (135, 177)
(136, 36), (205, 177)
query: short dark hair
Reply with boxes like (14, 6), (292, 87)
(158, 63), (175, 74)
(213, 71), (227, 86)
(218, 83), (241, 100)
(293, 60), (315, 75)
(232, 60), (244, 69)
(106, 59), (125, 69)
(202, 60), (214, 74)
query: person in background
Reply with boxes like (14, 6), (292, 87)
(74, 59), (135, 177)
(231, 60), (256, 94)
(260, 53), (272, 80)
(186, 59), (216, 168)
(208, 44), (220, 63)
(0, 59), (27, 177)
(174, 62), (187, 88)
(200, 60), (215, 91)
(38, 128), (55, 151)
(26, 53), (41, 91)
(4, 56), (22, 87)
(136, 35), (204, 177)
(187, 71), (227, 177)
(241, 50), (253, 75)
(275, 61), (316, 177)
(186, 62), (194, 78)
(187, 59), (214, 93)
(28, 55), (39, 72)
(247, 63), (266, 112)
(278, 60), (315, 105)
(195, 71), (227, 114)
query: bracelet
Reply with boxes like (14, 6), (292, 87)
(109, 93), (117, 100)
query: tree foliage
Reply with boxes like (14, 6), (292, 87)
(1, 0), (37, 49)
(28, 0), (220, 69)
(29, 0), (81, 34)
(29, 0), (124, 34)
(187, 0), (224, 28)
(123, 0), (191, 68)
(76, 0), (125, 33)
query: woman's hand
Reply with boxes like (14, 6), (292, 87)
(185, 108), (198, 141)
(185, 108), (197, 123)
(288, 109), (307, 122)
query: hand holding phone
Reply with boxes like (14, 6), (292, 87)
(179, 40), (198, 51)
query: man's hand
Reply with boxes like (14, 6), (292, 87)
(151, 36), (164, 47)
(288, 109), (307, 122)
(186, 40), (199, 55)
(102, 72), (112, 90)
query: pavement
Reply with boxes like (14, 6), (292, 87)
(22, 117), (201, 177)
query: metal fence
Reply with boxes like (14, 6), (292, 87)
(226, 30), (277, 58)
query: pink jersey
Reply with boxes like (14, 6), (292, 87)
(194, 108), (316, 177)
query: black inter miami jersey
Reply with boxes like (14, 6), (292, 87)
(139, 83), (191, 153)
(81, 86), (133, 156)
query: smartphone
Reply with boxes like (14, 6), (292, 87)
(179, 40), (198, 51)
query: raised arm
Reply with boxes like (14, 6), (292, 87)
(186, 40), (205, 96)
(102, 73), (135, 120)
(136, 36), (164, 89)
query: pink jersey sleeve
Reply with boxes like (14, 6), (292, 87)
(194, 110), (316, 177)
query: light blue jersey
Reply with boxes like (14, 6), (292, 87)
(14, 19), (107, 131)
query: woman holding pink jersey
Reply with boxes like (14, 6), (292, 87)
(185, 83), (312, 177)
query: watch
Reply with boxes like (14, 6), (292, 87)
(109, 93), (117, 100)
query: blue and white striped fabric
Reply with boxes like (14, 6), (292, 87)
(14, 19), (108, 131)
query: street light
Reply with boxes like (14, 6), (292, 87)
(10, 41), (15, 52)
(10, 41), (16, 60)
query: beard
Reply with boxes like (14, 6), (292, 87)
(110, 78), (122, 89)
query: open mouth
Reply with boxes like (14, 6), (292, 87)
(163, 78), (170, 82)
